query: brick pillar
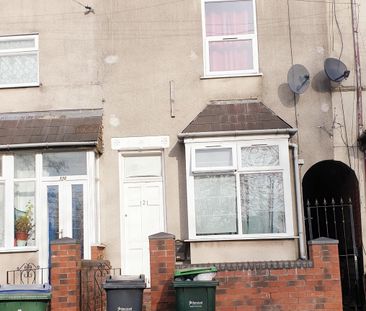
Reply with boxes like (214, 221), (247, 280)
(51, 238), (81, 311)
(91, 244), (106, 260)
(308, 237), (343, 309)
(149, 232), (176, 311)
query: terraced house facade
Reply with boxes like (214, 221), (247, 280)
(0, 0), (365, 310)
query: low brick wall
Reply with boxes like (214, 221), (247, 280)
(149, 234), (343, 311)
(50, 239), (151, 311)
(50, 234), (342, 310)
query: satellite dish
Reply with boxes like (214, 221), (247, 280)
(287, 64), (310, 94)
(324, 58), (350, 82)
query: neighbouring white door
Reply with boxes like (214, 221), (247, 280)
(121, 154), (165, 287)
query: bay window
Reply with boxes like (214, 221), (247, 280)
(186, 137), (294, 239)
(202, 0), (259, 76)
(0, 151), (98, 254)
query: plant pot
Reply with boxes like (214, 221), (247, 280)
(15, 231), (28, 246)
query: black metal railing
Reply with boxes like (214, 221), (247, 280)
(305, 198), (364, 310)
(80, 260), (121, 311)
(6, 263), (49, 285)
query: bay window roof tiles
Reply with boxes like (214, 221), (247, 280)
(0, 108), (103, 151)
(182, 100), (292, 133)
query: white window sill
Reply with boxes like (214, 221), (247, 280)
(0, 83), (40, 89)
(200, 73), (263, 80)
(0, 247), (38, 253)
(185, 235), (299, 242)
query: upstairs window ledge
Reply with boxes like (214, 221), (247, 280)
(200, 72), (263, 80)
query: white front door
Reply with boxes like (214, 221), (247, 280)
(121, 154), (165, 287)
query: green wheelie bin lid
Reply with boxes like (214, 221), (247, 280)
(0, 284), (51, 311)
(174, 266), (217, 278)
(173, 280), (219, 288)
(0, 284), (52, 300)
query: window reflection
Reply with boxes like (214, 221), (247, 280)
(43, 152), (87, 176)
(14, 181), (35, 246)
(15, 154), (35, 178)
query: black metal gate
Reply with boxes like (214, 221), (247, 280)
(305, 198), (365, 310)
(80, 260), (121, 311)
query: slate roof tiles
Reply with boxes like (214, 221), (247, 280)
(0, 109), (103, 151)
(182, 100), (292, 134)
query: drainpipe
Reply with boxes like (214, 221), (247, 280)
(289, 143), (307, 259)
(351, 0), (363, 136)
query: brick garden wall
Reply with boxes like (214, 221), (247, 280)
(50, 239), (152, 311)
(49, 234), (342, 311)
(149, 233), (343, 311)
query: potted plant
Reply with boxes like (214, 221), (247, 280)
(15, 201), (34, 246)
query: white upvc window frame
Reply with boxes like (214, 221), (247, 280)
(0, 150), (99, 257)
(192, 142), (236, 173)
(0, 34), (39, 88)
(201, 0), (259, 77)
(185, 135), (294, 240)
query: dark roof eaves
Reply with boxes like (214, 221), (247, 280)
(178, 128), (298, 141)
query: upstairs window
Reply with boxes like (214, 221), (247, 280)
(0, 34), (39, 88)
(202, 0), (258, 77)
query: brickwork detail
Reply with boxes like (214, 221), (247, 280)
(143, 288), (151, 311)
(214, 242), (342, 310)
(149, 234), (343, 311)
(149, 233), (176, 311)
(91, 244), (106, 260)
(50, 238), (81, 311)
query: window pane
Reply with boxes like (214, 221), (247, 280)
(0, 183), (4, 247)
(14, 181), (35, 246)
(240, 173), (285, 234)
(124, 156), (162, 178)
(0, 38), (35, 50)
(195, 148), (232, 168)
(72, 184), (84, 257)
(194, 174), (237, 235)
(0, 54), (38, 85)
(209, 40), (253, 72)
(43, 152), (87, 176)
(15, 154), (35, 178)
(241, 145), (279, 167)
(205, 0), (254, 36)
(47, 185), (59, 243)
